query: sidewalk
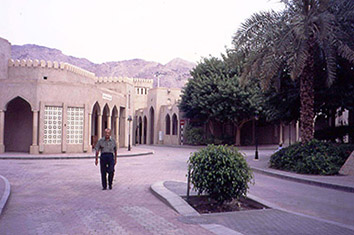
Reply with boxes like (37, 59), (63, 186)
(238, 148), (354, 193)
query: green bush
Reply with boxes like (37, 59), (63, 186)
(188, 145), (253, 205)
(270, 139), (354, 175)
(184, 125), (207, 145)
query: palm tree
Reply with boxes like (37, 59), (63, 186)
(232, 0), (354, 143)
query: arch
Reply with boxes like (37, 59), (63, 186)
(4, 95), (33, 111)
(91, 102), (101, 147)
(149, 107), (154, 144)
(172, 113), (178, 135)
(165, 114), (171, 135)
(102, 104), (110, 135)
(4, 97), (33, 152)
(138, 116), (143, 144)
(143, 116), (147, 144)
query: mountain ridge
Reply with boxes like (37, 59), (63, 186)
(11, 44), (195, 88)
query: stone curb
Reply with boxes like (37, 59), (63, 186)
(150, 181), (243, 235)
(152, 180), (354, 233)
(251, 167), (354, 193)
(0, 175), (10, 216)
(0, 151), (154, 160)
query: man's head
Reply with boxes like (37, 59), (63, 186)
(104, 128), (111, 139)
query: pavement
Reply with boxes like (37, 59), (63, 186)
(0, 145), (353, 235)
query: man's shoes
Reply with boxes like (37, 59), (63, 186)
(109, 185), (112, 190)
(102, 187), (107, 190)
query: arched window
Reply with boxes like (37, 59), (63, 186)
(172, 114), (178, 135)
(165, 114), (171, 135)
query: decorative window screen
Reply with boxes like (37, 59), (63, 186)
(44, 106), (63, 144)
(66, 107), (84, 144)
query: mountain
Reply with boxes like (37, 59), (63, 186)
(11, 44), (195, 88)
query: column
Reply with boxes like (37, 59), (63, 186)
(296, 120), (300, 142)
(115, 115), (119, 147)
(97, 114), (102, 139)
(30, 110), (39, 154)
(0, 110), (5, 153)
(279, 123), (283, 145)
(86, 112), (92, 152)
(107, 114), (112, 129)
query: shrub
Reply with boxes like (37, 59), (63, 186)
(188, 145), (253, 205)
(184, 125), (207, 145)
(270, 139), (354, 175)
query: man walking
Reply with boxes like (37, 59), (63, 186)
(95, 128), (117, 190)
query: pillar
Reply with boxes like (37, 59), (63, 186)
(30, 110), (39, 154)
(115, 115), (119, 147)
(279, 123), (283, 145)
(0, 110), (5, 153)
(87, 112), (92, 151)
(107, 114), (112, 129)
(296, 120), (300, 142)
(97, 114), (102, 139)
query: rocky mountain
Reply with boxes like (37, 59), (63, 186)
(11, 44), (195, 88)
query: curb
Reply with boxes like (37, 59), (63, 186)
(0, 175), (10, 216)
(0, 151), (154, 160)
(251, 167), (354, 193)
(150, 181), (243, 235)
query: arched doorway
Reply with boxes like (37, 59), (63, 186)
(172, 113), (178, 135)
(165, 114), (171, 135)
(102, 104), (110, 135)
(149, 107), (154, 144)
(138, 116), (142, 144)
(143, 116), (147, 144)
(91, 102), (101, 147)
(4, 97), (33, 152)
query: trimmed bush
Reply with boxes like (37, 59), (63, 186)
(270, 139), (354, 175)
(188, 145), (253, 205)
(184, 125), (206, 145)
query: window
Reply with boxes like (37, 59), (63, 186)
(66, 107), (84, 144)
(165, 114), (171, 135)
(172, 114), (178, 135)
(44, 106), (62, 144)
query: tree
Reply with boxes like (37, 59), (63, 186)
(232, 0), (354, 143)
(179, 56), (263, 145)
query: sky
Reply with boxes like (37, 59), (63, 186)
(0, 0), (284, 64)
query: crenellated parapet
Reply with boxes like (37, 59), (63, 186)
(95, 76), (135, 85)
(8, 59), (96, 79)
(133, 78), (154, 88)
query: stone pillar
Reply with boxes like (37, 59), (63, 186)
(296, 120), (300, 142)
(88, 112), (92, 149)
(279, 123), (283, 145)
(0, 110), (5, 153)
(107, 114), (112, 129)
(97, 114), (102, 139)
(115, 115), (119, 147)
(30, 110), (39, 154)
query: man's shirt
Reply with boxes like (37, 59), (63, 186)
(95, 137), (117, 154)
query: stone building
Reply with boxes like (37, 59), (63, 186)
(0, 37), (182, 154)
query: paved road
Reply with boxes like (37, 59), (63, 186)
(0, 145), (353, 234)
(0, 147), (209, 235)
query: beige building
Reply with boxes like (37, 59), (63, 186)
(0, 37), (182, 154)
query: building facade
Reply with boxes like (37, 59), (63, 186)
(0, 37), (182, 154)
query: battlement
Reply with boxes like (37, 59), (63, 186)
(95, 76), (134, 85)
(8, 59), (96, 79)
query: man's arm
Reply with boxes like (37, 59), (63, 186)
(114, 148), (117, 165)
(95, 140), (100, 166)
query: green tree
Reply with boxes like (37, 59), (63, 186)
(233, 0), (354, 143)
(179, 56), (262, 145)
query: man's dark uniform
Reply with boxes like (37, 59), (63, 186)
(95, 137), (117, 189)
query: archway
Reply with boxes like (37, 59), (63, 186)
(102, 104), (110, 135)
(149, 107), (154, 144)
(165, 114), (171, 135)
(4, 97), (33, 152)
(91, 102), (101, 147)
(138, 116), (142, 144)
(143, 116), (147, 144)
(172, 113), (178, 135)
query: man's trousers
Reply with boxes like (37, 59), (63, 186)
(100, 153), (115, 189)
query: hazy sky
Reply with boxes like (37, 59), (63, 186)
(0, 0), (284, 64)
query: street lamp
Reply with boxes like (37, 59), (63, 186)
(127, 115), (132, 151)
(254, 114), (259, 160)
